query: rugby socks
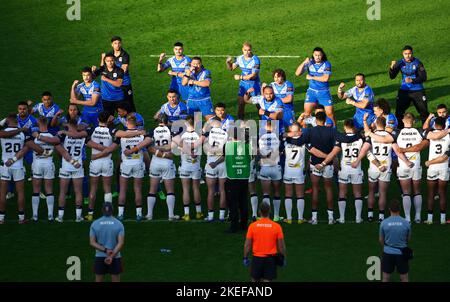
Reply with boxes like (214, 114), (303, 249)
(338, 198), (346, 222)
(297, 198), (305, 220)
(312, 209), (318, 221)
(32, 193), (40, 218)
(273, 197), (281, 218)
(219, 208), (226, 220)
(250, 194), (258, 217)
(104, 193), (112, 203)
(427, 210), (433, 223)
(368, 208), (374, 219)
(327, 208), (334, 221)
(413, 194), (422, 221)
(440, 210), (446, 224)
(46, 194), (54, 218)
(355, 197), (363, 221)
(379, 210), (385, 221)
(0, 211), (5, 222)
(166, 193), (175, 218)
(75, 205), (82, 219)
(184, 205), (190, 215)
(58, 207), (65, 219)
(136, 205), (142, 217)
(147, 194), (156, 218)
(118, 204), (125, 217)
(195, 202), (202, 214)
(208, 210), (214, 221)
(402, 194), (412, 222)
(284, 197), (292, 220)
(18, 211), (25, 222)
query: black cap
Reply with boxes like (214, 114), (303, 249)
(102, 202), (114, 216)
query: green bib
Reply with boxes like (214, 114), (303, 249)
(225, 141), (251, 179)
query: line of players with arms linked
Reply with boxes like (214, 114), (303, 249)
(0, 38), (449, 226)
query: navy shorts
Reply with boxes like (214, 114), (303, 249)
(382, 253), (409, 274)
(94, 257), (123, 275)
(251, 256), (277, 280)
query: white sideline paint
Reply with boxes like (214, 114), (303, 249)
(149, 54), (301, 58)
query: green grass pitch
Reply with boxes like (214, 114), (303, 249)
(0, 0), (449, 281)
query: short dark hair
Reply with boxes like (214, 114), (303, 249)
(17, 101), (28, 107)
(259, 202), (271, 218)
(127, 114), (137, 126)
(81, 66), (92, 74)
(389, 199), (401, 213)
(159, 113), (169, 125)
(214, 102), (226, 109)
(316, 104), (325, 111)
(355, 73), (365, 78)
(272, 69), (286, 81)
(41, 91), (52, 97)
(173, 41), (183, 47)
(376, 116), (386, 128)
(437, 104), (447, 110)
(37, 116), (48, 125)
(262, 85), (274, 92)
(117, 102), (131, 113)
(315, 111), (326, 123)
(167, 89), (178, 95)
(374, 98), (391, 114)
(102, 202), (114, 216)
(104, 53), (115, 61)
(434, 116), (446, 128)
(311, 47), (328, 62)
(344, 119), (355, 129)
(192, 56), (202, 63)
(403, 45), (413, 52)
(111, 36), (122, 43)
(98, 111), (110, 123)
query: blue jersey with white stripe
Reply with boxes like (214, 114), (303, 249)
(304, 60), (332, 90)
(163, 56), (191, 87)
(270, 80), (294, 110)
(188, 68), (212, 101)
(160, 101), (188, 123)
(114, 112), (145, 130)
(345, 85), (375, 116)
(235, 55), (260, 84)
(59, 115), (88, 128)
(220, 114), (234, 131)
(75, 81), (103, 113)
(32, 102), (61, 134)
(17, 114), (38, 135)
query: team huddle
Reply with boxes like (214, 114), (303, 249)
(0, 38), (449, 226)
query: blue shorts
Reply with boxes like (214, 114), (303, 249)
(238, 81), (261, 97)
(305, 88), (333, 107)
(282, 109), (295, 128)
(187, 98), (214, 117)
(353, 113), (375, 130)
(81, 111), (100, 127)
(24, 151), (33, 165)
(171, 81), (190, 101)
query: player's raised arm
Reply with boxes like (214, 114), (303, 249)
(295, 57), (310, 76)
(226, 56), (237, 71)
(157, 52), (167, 72)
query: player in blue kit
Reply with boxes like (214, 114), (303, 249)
(157, 42), (192, 101)
(337, 73), (375, 131)
(153, 89), (188, 125)
(182, 57), (214, 120)
(295, 47), (335, 126)
(249, 86), (284, 134)
(31, 91), (61, 135)
(263, 69), (295, 129)
(226, 42), (261, 119)
(70, 67), (103, 128)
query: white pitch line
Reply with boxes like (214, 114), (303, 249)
(148, 55), (301, 58)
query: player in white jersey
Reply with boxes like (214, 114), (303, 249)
(0, 114), (36, 224)
(174, 116), (203, 221)
(30, 117), (60, 222)
(423, 117), (450, 224)
(202, 118), (228, 222)
(319, 120), (365, 223)
(83, 111), (120, 221)
(391, 113), (428, 223)
(130, 114), (178, 221)
(54, 118), (89, 223)
(282, 122), (307, 224)
(115, 115), (150, 221)
(258, 121), (283, 222)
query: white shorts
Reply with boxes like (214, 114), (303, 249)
(310, 164), (334, 179)
(120, 162), (145, 179)
(32, 162), (55, 179)
(368, 168), (391, 183)
(205, 162), (227, 179)
(89, 160), (114, 177)
(258, 165), (282, 181)
(338, 169), (363, 185)
(427, 168), (449, 181)
(150, 161), (176, 180)
(59, 167), (84, 179)
(283, 167), (305, 184)
(179, 167), (202, 179)
(397, 166), (422, 181)
(249, 161), (257, 183)
(0, 166), (25, 181)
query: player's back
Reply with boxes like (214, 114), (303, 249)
(152, 125), (173, 165)
(428, 130), (450, 170)
(1, 128), (25, 168)
(369, 130), (393, 169)
(33, 132), (54, 164)
(396, 127), (424, 168)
